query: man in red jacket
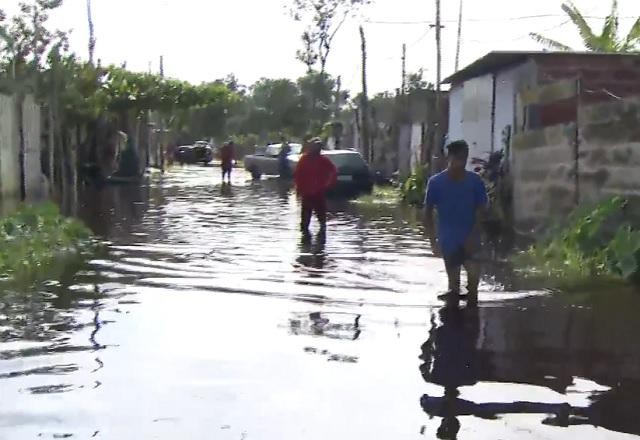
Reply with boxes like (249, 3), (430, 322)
(220, 141), (235, 183)
(294, 138), (337, 238)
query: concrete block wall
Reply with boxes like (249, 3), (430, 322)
(578, 96), (640, 211)
(0, 94), (21, 198)
(512, 124), (577, 227)
(22, 95), (45, 200)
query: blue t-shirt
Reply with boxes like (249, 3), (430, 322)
(424, 170), (488, 257)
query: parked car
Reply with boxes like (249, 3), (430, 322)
(245, 144), (373, 194)
(244, 143), (303, 178)
(175, 141), (213, 165)
(303, 150), (374, 194)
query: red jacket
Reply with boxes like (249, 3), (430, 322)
(294, 153), (337, 197)
(221, 144), (234, 165)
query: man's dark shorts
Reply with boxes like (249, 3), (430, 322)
(443, 247), (479, 270)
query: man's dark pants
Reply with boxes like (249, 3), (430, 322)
(443, 247), (481, 301)
(301, 194), (327, 234)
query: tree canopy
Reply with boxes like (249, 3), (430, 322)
(290, 0), (371, 73)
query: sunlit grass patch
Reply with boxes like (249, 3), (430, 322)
(352, 185), (401, 206)
(0, 203), (98, 284)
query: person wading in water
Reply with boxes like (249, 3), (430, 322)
(294, 138), (337, 241)
(424, 140), (488, 306)
(220, 141), (235, 183)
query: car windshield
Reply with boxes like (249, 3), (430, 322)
(327, 153), (367, 169)
(265, 143), (302, 156)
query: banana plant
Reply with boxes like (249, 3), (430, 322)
(530, 0), (640, 52)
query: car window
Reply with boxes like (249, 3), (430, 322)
(265, 143), (303, 157)
(327, 153), (367, 169)
(265, 144), (281, 156)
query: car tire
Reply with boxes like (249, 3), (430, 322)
(249, 167), (262, 180)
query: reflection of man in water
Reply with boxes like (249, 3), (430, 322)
(297, 237), (327, 271)
(420, 305), (480, 439)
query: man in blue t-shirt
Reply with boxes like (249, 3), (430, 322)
(424, 140), (488, 305)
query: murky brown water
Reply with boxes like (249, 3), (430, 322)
(2, 167), (640, 439)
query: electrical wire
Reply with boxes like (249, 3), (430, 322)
(365, 14), (638, 25)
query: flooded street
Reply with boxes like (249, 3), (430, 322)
(2, 166), (640, 439)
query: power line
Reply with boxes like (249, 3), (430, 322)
(466, 19), (571, 44)
(365, 14), (638, 25)
(408, 27), (434, 48)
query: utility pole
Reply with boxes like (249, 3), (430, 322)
(433, 0), (443, 171)
(455, 0), (463, 71)
(359, 25), (371, 164)
(86, 0), (96, 65)
(334, 75), (342, 118)
(401, 43), (407, 95)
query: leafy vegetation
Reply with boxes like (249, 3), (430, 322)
(400, 166), (428, 206)
(514, 197), (640, 286)
(530, 0), (640, 52)
(0, 203), (97, 283)
(1, 1), (348, 172)
(289, 0), (371, 73)
(353, 185), (400, 206)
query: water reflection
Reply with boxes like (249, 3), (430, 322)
(290, 312), (361, 341)
(419, 305), (479, 439)
(219, 182), (233, 198)
(419, 299), (640, 437)
(296, 236), (327, 272)
(4, 167), (640, 439)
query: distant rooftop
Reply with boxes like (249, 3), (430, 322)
(444, 51), (640, 85)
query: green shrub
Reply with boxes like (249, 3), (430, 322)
(401, 166), (428, 206)
(0, 203), (97, 284)
(514, 197), (640, 284)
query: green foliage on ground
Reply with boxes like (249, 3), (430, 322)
(514, 197), (640, 286)
(400, 167), (428, 206)
(354, 185), (401, 206)
(0, 203), (97, 283)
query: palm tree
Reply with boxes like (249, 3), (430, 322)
(530, 0), (640, 52)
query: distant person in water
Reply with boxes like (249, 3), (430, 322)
(294, 137), (337, 239)
(220, 141), (235, 183)
(278, 141), (292, 178)
(424, 140), (488, 306)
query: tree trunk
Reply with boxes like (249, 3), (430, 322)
(48, 104), (55, 193)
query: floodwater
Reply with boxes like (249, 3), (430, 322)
(2, 167), (640, 440)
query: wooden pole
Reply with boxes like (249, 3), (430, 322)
(455, 0), (463, 72)
(359, 25), (371, 164)
(434, 0), (443, 170)
(401, 43), (407, 94)
(87, 0), (96, 65)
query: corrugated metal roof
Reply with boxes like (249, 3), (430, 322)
(444, 50), (640, 85)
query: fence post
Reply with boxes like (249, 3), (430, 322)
(574, 77), (582, 207)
